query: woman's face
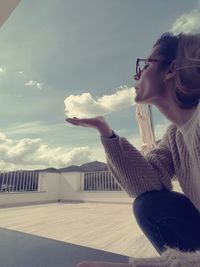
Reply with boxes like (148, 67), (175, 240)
(134, 45), (167, 105)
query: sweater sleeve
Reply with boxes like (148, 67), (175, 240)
(100, 127), (175, 198)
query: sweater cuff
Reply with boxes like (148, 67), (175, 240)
(100, 130), (117, 139)
(108, 131), (117, 138)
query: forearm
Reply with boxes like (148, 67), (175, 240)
(100, 133), (165, 197)
(97, 123), (115, 138)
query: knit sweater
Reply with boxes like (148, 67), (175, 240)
(100, 100), (200, 212)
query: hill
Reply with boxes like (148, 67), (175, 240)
(35, 161), (108, 173)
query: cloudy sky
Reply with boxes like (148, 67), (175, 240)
(0, 0), (200, 170)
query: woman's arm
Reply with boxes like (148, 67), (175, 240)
(65, 117), (175, 197)
(100, 126), (175, 198)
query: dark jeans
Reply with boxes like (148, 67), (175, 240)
(133, 187), (200, 255)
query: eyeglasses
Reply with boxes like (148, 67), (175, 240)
(134, 58), (162, 80)
(175, 64), (200, 70)
(134, 58), (200, 81)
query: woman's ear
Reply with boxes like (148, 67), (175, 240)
(164, 60), (177, 81)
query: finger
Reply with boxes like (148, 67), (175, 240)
(65, 119), (80, 125)
(67, 118), (88, 124)
(65, 118), (78, 122)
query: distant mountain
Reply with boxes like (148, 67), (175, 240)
(58, 165), (82, 172)
(35, 167), (60, 173)
(35, 161), (108, 173)
(79, 161), (108, 172)
(0, 161), (109, 174)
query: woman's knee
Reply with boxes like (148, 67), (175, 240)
(133, 191), (151, 221)
(132, 188), (166, 220)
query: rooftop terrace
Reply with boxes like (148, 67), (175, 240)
(0, 201), (158, 258)
(0, 170), (182, 266)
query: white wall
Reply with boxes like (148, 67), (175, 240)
(60, 172), (82, 200)
(60, 172), (183, 204)
(60, 172), (133, 204)
(0, 172), (183, 207)
(0, 173), (60, 207)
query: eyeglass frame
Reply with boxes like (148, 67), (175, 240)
(135, 58), (200, 80)
(135, 58), (163, 80)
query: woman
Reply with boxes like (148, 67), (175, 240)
(66, 32), (200, 267)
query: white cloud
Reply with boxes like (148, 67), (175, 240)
(0, 132), (12, 144)
(18, 70), (44, 90)
(0, 66), (6, 75)
(0, 119), (170, 171)
(18, 71), (25, 76)
(64, 86), (136, 118)
(0, 131), (96, 170)
(5, 121), (50, 135)
(170, 8), (200, 34)
(25, 80), (43, 90)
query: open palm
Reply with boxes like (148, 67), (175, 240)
(65, 116), (107, 129)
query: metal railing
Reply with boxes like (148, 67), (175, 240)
(82, 171), (122, 191)
(0, 171), (39, 193)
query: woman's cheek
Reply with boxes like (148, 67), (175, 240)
(140, 78), (152, 97)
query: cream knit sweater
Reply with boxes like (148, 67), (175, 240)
(100, 100), (200, 212)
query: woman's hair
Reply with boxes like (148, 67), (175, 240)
(153, 31), (200, 109)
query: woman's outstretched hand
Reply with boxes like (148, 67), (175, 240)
(66, 116), (105, 129)
(65, 116), (114, 138)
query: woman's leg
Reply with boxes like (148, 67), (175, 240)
(133, 187), (200, 255)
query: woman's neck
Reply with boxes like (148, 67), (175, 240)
(155, 100), (197, 128)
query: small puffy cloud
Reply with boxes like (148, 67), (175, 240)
(171, 8), (200, 34)
(18, 71), (44, 90)
(64, 86), (136, 118)
(0, 66), (6, 75)
(25, 80), (43, 90)
(0, 131), (96, 170)
(18, 71), (25, 76)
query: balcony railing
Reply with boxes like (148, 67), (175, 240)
(0, 171), (39, 193)
(82, 171), (122, 191)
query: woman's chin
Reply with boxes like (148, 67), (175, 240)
(134, 97), (150, 105)
(135, 95), (143, 103)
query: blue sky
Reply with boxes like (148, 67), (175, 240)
(0, 0), (200, 170)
